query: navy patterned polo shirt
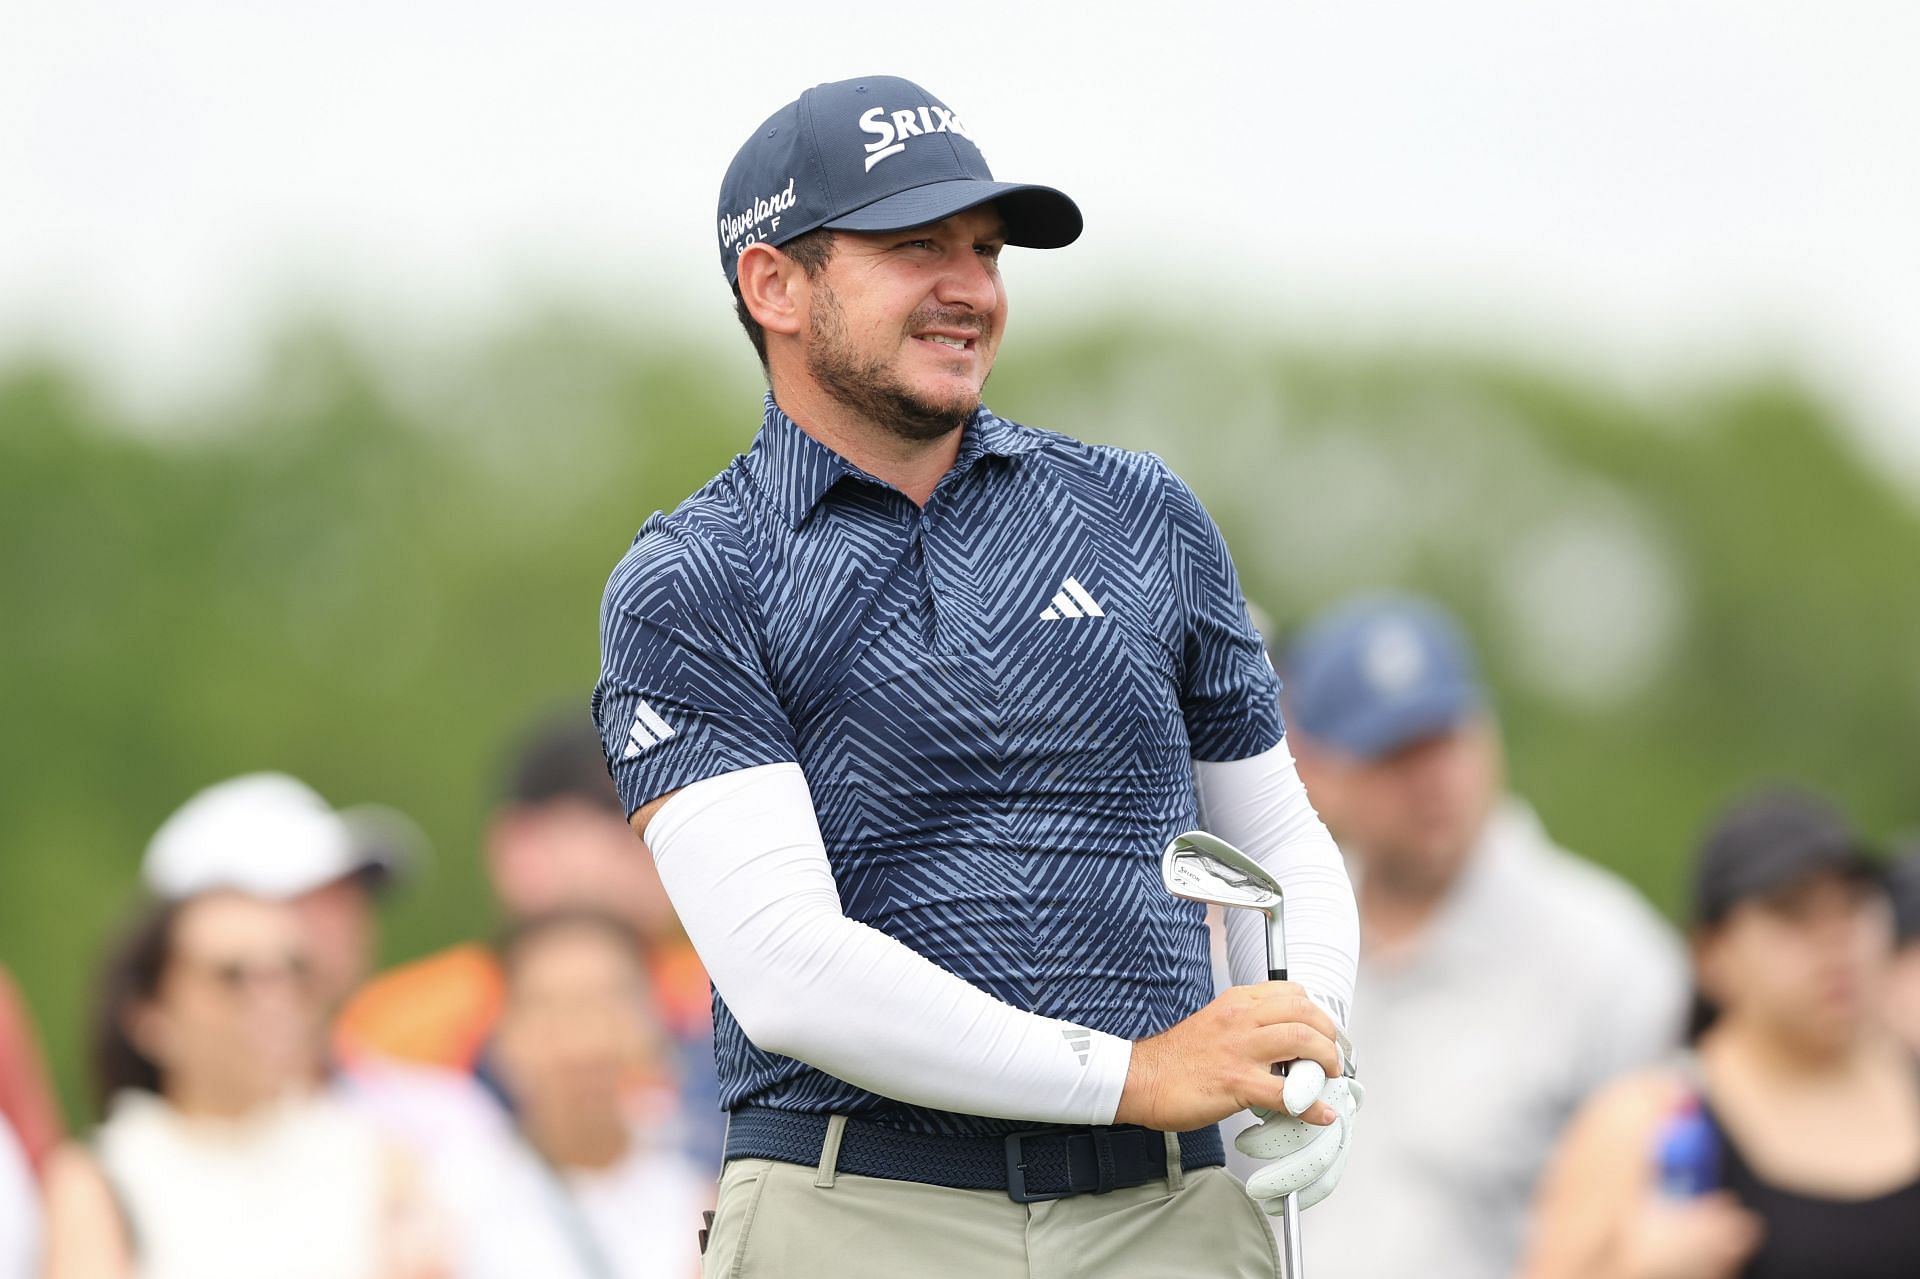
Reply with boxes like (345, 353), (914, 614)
(592, 395), (1282, 1137)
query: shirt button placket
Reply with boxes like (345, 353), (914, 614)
(909, 510), (942, 650)
(919, 496), (989, 656)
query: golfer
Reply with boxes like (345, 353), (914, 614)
(591, 75), (1361, 1278)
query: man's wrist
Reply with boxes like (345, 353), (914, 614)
(1113, 1034), (1161, 1128)
(1078, 1026), (1133, 1126)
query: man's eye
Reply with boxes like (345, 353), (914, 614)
(976, 244), (1004, 259)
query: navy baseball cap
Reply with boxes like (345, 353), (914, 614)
(1282, 594), (1485, 760)
(1689, 787), (1884, 927)
(716, 76), (1082, 285)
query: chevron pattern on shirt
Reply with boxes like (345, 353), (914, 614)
(593, 398), (1283, 1137)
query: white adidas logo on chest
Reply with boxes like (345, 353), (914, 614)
(1037, 575), (1106, 621)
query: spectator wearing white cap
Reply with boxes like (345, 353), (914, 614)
(140, 774), (504, 1173)
(1273, 592), (1686, 1279)
(143, 772), (422, 1020)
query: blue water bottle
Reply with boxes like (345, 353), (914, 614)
(1656, 1096), (1721, 1197)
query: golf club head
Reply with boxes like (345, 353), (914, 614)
(1161, 830), (1283, 913)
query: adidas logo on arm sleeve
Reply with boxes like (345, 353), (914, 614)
(621, 700), (678, 759)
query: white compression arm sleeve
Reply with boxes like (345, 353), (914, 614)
(644, 762), (1132, 1124)
(1194, 737), (1360, 1030)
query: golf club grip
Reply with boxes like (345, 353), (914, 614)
(1269, 966), (1291, 1076)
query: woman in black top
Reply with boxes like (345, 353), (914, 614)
(1523, 787), (1920, 1279)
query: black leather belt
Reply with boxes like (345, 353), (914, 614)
(724, 1106), (1224, 1203)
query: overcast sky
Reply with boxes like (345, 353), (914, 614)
(5, 1), (1917, 480)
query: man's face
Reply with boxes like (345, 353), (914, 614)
(1297, 716), (1504, 898)
(800, 204), (1009, 441)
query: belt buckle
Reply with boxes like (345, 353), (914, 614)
(1004, 1128), (1074, 1204)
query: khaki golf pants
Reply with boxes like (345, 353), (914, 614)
(700, 1116), (1281, 1278)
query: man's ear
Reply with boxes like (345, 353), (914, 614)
(736, 243), (809, 340)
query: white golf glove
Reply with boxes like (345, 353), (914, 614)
(1233, 1060), (1365, 1213)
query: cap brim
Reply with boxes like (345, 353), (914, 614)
(1716, 841), (1885, 913)
(823, 179), (1082, 249)
(340, 804), (429, 893)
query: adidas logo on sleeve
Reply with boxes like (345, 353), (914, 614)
(621, 700), (677, 759)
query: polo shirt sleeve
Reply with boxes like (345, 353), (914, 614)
(592, 517), (798, 818)
(1158, 460), (1285, 762)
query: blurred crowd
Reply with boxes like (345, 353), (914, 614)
(2, 716), (716, 1279)
(3, 592), (1919, 1278)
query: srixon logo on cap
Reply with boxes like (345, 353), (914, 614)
(858, 104), (975, 172)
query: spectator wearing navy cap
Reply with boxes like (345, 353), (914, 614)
(1528, 788), (1920, 1279)
(1278, 592), (1685, 1279)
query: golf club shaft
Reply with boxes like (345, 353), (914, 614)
(1267, 914), (1305, 1277)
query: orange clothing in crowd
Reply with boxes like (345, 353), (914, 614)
(0, 966), (64, 1177)
(338, 938), (711, 1071)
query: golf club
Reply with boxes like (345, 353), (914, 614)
(1161, 829), (1307, 1279)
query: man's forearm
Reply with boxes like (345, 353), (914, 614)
(645, 762), (1131, 1123)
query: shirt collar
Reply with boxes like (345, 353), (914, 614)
(746, 394), (1041, 529)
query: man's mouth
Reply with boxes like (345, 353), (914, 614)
(913, 332), (976, 351)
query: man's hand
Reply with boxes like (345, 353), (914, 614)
(1236, 1072), (1364, 1212)
(1114, 981), (1343, 1131)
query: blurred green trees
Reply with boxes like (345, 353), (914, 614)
(4, 313), (1916, 1123)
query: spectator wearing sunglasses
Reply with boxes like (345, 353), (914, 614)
(137, 772), (505, 1166)
(38, 890), (449, 1279)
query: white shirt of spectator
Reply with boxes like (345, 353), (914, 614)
(94, 1090), (391, 1279)
(0, 1118), (37, 1279)
(1228, 798), (1687, 1279)
(332, 1053), (511, 1164)
(436, 1120), (708, 1279)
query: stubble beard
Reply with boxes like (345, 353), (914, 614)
(805, 281), (987, 444)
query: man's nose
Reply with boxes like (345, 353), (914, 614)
(934, 246), (999, 313)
